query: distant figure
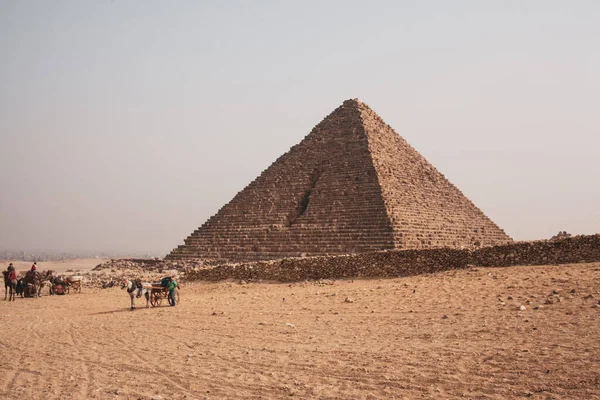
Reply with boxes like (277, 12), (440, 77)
(5, 263), (17, 301)
(31, 262), (37, 276)
(15, 278), (24, 297)
(168, 279), (179, 307)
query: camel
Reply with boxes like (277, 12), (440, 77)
(23, 270), (53, 298)
(122, 279), (150, 310)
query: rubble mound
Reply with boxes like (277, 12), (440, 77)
(550, 231), (572, 241)
(87, 235), (600, 285)
(183, 234), (600, 283)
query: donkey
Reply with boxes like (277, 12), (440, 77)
(3, 270), (17, 301)
(122, 279), (151, 310)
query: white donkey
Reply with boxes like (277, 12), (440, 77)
(122, 279), (151, 310)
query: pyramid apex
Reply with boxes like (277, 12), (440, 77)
(343, 98), (362, 105)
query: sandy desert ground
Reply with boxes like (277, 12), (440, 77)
(1, 261), (599, 400)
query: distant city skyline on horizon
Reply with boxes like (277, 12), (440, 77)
(0, 248), (164, 261)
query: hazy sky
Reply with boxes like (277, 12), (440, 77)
(1, 1), (599, 254)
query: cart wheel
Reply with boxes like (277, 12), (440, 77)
(151, 291), (162, 307)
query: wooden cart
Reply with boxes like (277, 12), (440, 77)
(150, 283), (180, 307)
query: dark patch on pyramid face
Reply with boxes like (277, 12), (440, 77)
(167, 99), (511, 261)
(286, 167), (324, 227)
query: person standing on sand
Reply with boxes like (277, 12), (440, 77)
(168, 278), (179, 307)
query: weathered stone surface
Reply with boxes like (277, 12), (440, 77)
(182, 234), (600, 283)
(167, 99), (511, 262)
(470, 234), (600, 267)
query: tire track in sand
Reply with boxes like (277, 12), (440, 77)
(1, 369), (18, 394)
(67, 322), (92, 399)
(114, 337), (197, 397)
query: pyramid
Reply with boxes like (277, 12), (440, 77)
(167, 99), (511, 261)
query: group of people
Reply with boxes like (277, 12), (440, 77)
(3, 262), (44, 300)
(5, 262), (181, 309)
(2, 262), (45, 301)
